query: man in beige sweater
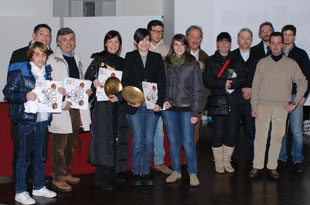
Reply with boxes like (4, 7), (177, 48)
(249, 32), (307, 180)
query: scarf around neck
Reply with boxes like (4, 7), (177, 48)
(170, 54), (187, 70)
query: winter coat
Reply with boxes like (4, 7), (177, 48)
(3, 62), (52, 123)
(203, 51), (247, 110)
(47, 46), (91, 133)
(165, 55), (203, 117)
(85, 51), (129, 172)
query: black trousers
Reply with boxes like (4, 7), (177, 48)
(212, 109), (242, 148)
(233, 100), (255, 160)
(94, 165), (116, 186)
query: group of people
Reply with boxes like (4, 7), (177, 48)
(3, 19), (309, 205)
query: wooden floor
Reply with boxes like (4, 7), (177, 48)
(0, 124), (309, 205)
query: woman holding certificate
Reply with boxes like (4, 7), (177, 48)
(3, 42), (58, 204)
(85, 30), (129, 191)
(162, 34), (203, 187)
(122, 28), (166, 186)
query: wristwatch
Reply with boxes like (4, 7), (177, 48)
(292, 103), (297, 108)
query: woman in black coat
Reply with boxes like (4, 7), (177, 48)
(122, 28), (166, 186)
(203, 32), (247, 174)
(85, 30), (129, 191)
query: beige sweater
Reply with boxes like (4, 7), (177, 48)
(251, 55), (307, 109)
(149, 41), (169, 60)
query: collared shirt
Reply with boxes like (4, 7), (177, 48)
(60, 48), (75, 57)
(191, 48), (200, 61)
(283, 44), (294, 56)
(239, 49), (250, 62)
(263, 43), (269, 55)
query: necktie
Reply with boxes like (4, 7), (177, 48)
(266, 46), (271, 56)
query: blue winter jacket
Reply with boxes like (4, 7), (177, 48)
(3, 62), (52, 123)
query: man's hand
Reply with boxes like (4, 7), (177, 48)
(251, 109), (258, 118)
(242, 87), (252, 100)
(284, 103), (296, 113)
(86, 88), (92, 96)
(58, 87), (66, 96)
(63, 101), (72, 111)
(298, 97), (306, 107)
(26, 92), (36, 101)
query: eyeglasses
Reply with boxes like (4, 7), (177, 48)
(151, 30), (164, 34)
(260, 29), (273, 34)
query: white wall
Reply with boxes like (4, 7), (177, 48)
(0, 17), (60, 101)
(116, 0), (163, 16)
(163, 0), (174, 45)
(175, 0), (310, 56)
(0, 0), (53, 17)
(63, 16), (162, 74)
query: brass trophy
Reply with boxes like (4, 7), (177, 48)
(122, 86), (145, 104)
(104, 77), (122, 98)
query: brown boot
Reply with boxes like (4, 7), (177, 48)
(154, 164), (173, 175)
(52, 181), (72, 192)
(65, 175), (80, 185)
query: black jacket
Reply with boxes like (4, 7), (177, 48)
(287, 44), (310, 98)
(165, 56), (203, 117)
(3, 62), (52, 123)
(231, 48), (259, 88)
(85, 51), (129, 172)
(251, 41), (268, 61)
(122, 50), (166, 115)
(203, 51), (247, 109)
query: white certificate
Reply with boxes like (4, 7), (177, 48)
(96, 67), (122, 101)
(64, 78), (92, 110)
(34, 80), (63, 113)
(142, 81), (158, 110)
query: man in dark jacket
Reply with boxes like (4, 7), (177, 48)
(231, 28), (259, 164)
(278, 25), (310, 173)
(251, 22), (274, 60)
(8, 23), (52, 179)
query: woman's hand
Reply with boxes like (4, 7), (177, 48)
(191, 117), (198, 124)
(128, 102), (141, 107)
(225, 80), (233, 89)
(58, 87), (66, 96)
(153, 104), (161, 112)
(26, 92), (36, 101)
(93, 79), (100, 88)
(63, 101), (72, 111)
(164, 101), (171, 109)
(109, 95), (119, 102)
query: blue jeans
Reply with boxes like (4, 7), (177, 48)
(279, 94), (304, 164)
(15, 121), (49, 194)
(127, 104), (159, 175)
(162, 111), (197, 175)
(153, 117), (165, 165)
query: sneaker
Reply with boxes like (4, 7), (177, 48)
(32, 186), (57, 198)
(154, 164), (173, 175)
(189, 174), (200, 187)
(15, 192), (35, 205)
(165, 172), (182, 183)
(142, 174), (154, 186)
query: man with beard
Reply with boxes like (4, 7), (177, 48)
(251, 22), (274, 60)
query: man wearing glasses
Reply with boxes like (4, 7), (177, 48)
(251, 21), (274, 60)
(147, 20), (172, 175)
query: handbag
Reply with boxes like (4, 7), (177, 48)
(205, 59), (231, 116)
